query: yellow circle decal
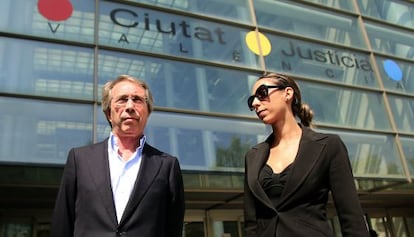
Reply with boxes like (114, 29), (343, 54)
(245, 31), (271, 56)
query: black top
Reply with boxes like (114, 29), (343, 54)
(259, 164), (292, 207)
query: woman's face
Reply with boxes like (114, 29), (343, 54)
(250, 78), (291, 125)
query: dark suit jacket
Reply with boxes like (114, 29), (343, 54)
(51, 139), (185, 237)
(244, 126), (369, 237)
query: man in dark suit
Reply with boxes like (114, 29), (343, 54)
(51, 75), (185, 237)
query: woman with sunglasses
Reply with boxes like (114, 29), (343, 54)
(244, 72), (369, 237)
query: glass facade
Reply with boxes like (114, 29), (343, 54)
(1, 0), (411, 177)
(254, 0), (366, 48)
(1, 0), (414, 236)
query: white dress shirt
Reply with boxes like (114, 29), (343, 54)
(107, 133), (145, 223)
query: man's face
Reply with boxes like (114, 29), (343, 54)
(108, 80), (149, 138)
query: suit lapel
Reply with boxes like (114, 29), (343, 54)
(277, 127), (326, 209)
(85, 139), (118, 226)
(119, 144), (163, 225)
(247, 137), (276, 211)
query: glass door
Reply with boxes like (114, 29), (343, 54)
(183, 210), (207, 237)
(207, 210), (244, 237)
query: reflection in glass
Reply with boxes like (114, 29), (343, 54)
(357, 0), (414, 29)
(98, 109), (262, 172)
(392, 217), (410, 237)
(146, 112), (265, 171)
(370, 217), (390, 237)
(400, 137), (414, 178)
(123, 0), (251, 23)
(375, 56), (414, 95)
(0, 37), (94, 100)
(299, 0), (354, 11)
(99, 2), (257, 68)
(365, 21), (414, 60)
(329, 216), (341, 236)
(0, 0), (95, 43)
(99, 111), (268, 172)
(212, 221), (240, 237)
(0, 97), (93, 164)
(406, 217), (414, 237)
(254, 0), (365, 48)
(387, 95), (414, 134)
(301, 81), (391, 130)
(3, 222), (31, 237)
(183, 221), (205, 237)
(263, 36), (376, 88)
(97, 107), (112, 144)
(153, 126), (207, 169)
(97, 50), (257, 116)
(215, 134), (252, 170)
(318, 129), (405, 178)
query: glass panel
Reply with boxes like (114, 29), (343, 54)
(2, 223), (31, 237)
(202, 173), (244, 189)
(98, 110), (268, 172)
(392, 217), (409, 237)
(300, 81), (392, 130)
(317, 129), (405, 178)
(406, 217), (414, 237)
(124, 0), (251, 24)
(0, 0), (95, 43)
(387, 95), (414, 134)
(370, 217), (391, 237)
(299, 0), (355, 12)
(329, 216), (341, 236)
(97, 50), (258, 116)
(0, 37), (94, 100)
(254, 0), (365, 48)
(35, 223), (50, 237)
(262, 35), (377, 88)
(357, 0), (414, 29)
(99, 2), (258, 68)
(146, 112), (267, 172)
(400, 136), (414, 178)
(375, 56), (414, 95)
(183, 221), (205, 237)
(0, 97), (93, 164)
(365, 21), (414, 60)
(212, 221), (240, 237)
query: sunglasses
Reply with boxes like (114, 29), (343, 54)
(247, 84), (286, 111)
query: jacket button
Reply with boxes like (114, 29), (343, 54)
(116, 231), (126, 236)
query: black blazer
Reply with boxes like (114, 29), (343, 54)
(244, 126), (369, 237)
(51, 139), (185, 237)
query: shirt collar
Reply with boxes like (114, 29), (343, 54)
(109, 132), (146, 155)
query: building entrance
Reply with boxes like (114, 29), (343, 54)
(184, 209), (244, 237)
(1, 208), (414, 237)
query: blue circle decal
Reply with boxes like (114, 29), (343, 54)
(383, 59), (402, 82)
